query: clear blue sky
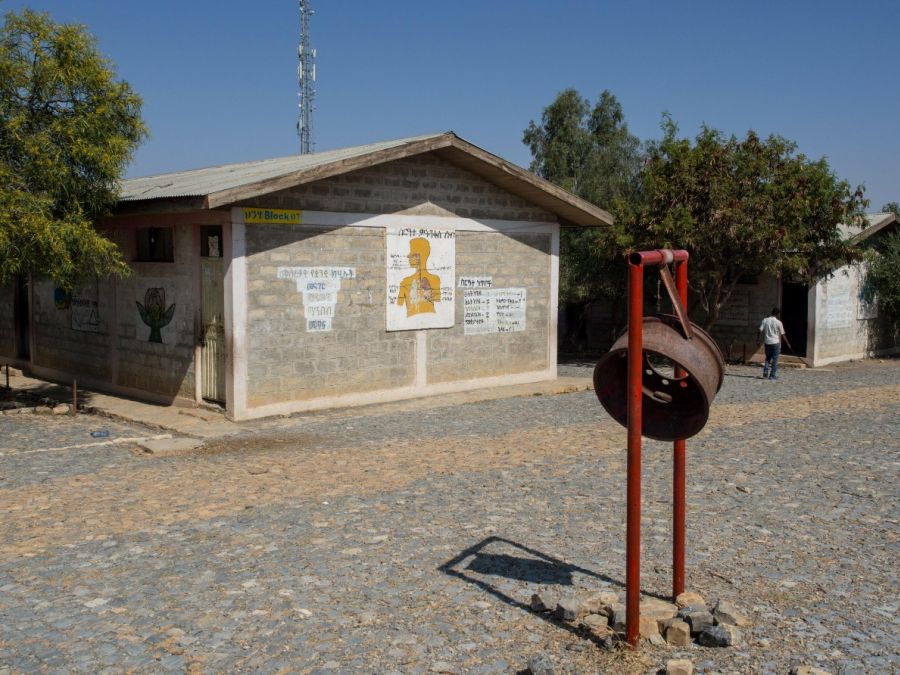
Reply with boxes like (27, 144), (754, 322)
(6, 0), (899, 210)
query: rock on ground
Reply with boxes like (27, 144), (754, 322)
(674, 591), (706, 608)
(712, 598), (748, 627)
(662, 619), (691, 646)
(698, 623), (741, 647)
(526, 652), (555, 675)
(666, 659), (694, 675)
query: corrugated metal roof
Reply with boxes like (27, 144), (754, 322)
(839, 212), (897, 242)
(119, 133), (446, 202)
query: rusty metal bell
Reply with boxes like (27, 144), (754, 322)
(593, 314), (724, 441)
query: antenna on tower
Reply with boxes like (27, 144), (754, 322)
(297, 0), (316, 154)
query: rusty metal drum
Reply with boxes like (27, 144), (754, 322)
(593, 314), (725, 441)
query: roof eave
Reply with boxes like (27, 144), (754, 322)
(203, 132), (612, 227)
(204, 133), (455, 210)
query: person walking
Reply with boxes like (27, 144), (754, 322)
(757, 307), (792, 380)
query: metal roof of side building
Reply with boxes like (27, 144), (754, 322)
(117, 131), (614, 228)
(838, 212), (898, 243)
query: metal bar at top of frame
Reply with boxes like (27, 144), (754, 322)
(628, 249), (689, 267)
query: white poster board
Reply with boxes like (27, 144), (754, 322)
(276, 266), (356, 332)
(386, 228), (455, 331)
(464, 288), (527, 335)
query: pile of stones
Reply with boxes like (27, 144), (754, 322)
(0, 393), (71, 415)
(529, 588), (747, 650)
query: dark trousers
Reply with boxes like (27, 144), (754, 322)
(763, 343), (780, 379)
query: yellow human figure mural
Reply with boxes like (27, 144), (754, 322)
(397, 237), (442, 317)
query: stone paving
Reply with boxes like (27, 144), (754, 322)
(0, 359), (897, 673)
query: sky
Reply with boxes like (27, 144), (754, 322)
(5, 0), (899, 211)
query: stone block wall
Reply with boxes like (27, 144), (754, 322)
(244, 224), (417, 408)
(811, 264), (878, 364)
(27, 223), (197, 400)
(427, 231), (550, 383)
(31, 278), (114, 382)
(113, 224), (197, 398)
(237, 153), (553, 222)
(703, 277), (780, 360)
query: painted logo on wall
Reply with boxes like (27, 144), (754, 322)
(136, 288), (176, 343)
(53, 287), (71, 310)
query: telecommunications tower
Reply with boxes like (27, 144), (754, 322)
(297, 0), (316, 154)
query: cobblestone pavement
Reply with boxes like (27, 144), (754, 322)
(0, 360), (897, 674)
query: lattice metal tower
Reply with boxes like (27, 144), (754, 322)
(297, 0), (316, 154)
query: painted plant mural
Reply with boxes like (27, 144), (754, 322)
(136, 288), (176, 343)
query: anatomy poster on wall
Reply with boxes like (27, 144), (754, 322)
(386, 228), (455, 331)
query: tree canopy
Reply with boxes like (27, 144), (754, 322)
(524, 90), (869, 334)
(862, 227), (900, 333)
(523, 89), (642, 312)
(0, 9), (146, 290)
(638, 118), (867, 326)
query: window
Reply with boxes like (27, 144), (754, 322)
(201, 225), (222, 258)
(136, 227), (174, 262)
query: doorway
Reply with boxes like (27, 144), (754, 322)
(14, 276), (30, 360)
(781, 282), (808, 357)
(200, 226), (226, 403)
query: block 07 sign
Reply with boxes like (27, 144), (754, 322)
(464, 288), (527, 335)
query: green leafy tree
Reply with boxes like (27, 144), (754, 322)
(862, 229), (900, 332)
(523, 89), (643, 346)
(0, 9), (146, 290)
(881, 201), (899, 214)
(638, 117), (868, 328)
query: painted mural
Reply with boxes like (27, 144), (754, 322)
(386, 228), (455, 331)
(137, 288), (176, 343)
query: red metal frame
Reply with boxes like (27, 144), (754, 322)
(625, 249), (689, 647)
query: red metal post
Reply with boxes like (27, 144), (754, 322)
(622, 249), (689, 646)
(625, 258), (644, 648)
(672, 258), (689, 599)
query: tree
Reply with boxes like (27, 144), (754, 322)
(638, 118), (868, 328)
(862, 229), (900, 332)
(523, 89), (643, 346)
(0, 9), (146, 290)
(881, 201), (899, 214)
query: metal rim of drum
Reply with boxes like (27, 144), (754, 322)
(593, 315), (725, 442)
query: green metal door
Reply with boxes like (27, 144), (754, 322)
(200, 227), (226, 402)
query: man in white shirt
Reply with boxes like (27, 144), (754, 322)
(757, 307), (792, 380)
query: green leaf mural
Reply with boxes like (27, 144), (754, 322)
(136, 288), (175, 343)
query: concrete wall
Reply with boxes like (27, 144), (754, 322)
(31, 277), (114, 382)
(237, 219), (556, 419)
(22, 223), (198, 401)
(243, 224), (417, 408)
(809, 263), (894, 365)
(113, 222), (197, 398)
(428, 231), (550, 383)
(237, 153), (553, 222)
(704, 277), (781, 361)
(231, 152), (559, 419)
